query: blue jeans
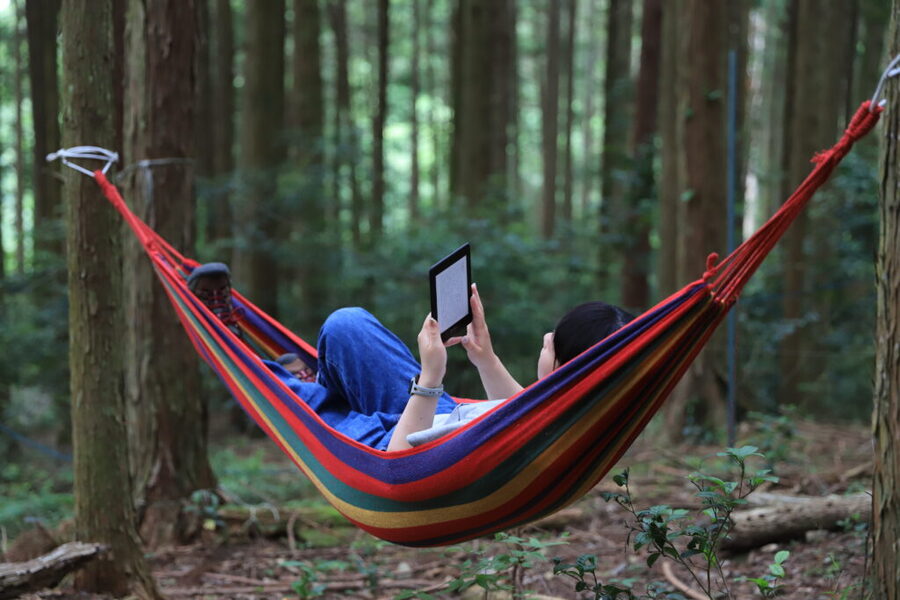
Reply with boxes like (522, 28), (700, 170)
(266, 307), (458, 450)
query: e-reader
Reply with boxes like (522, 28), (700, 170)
(429, 243), (473, 342)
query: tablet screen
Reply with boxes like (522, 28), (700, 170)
(429, 244), (472, 341)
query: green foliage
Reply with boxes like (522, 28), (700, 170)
(553, 554), (638, 599)
(0, 462), (73, 539)
(210, 445), (317, 505)
(737, 550), (790, 598)
(600, 448), (784, 600)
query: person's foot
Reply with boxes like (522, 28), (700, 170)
(187, 262), (240, 329)
(275, 353), (316, 382)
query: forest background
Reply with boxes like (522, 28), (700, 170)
(0, 0), (893, 572)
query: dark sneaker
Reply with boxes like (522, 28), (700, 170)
(187, 262), (241, 331)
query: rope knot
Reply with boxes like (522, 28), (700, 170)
(703, 253), (719, 282)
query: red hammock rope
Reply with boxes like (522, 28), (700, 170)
(705, 100), (882, 304)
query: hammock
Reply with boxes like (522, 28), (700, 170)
(63, 101), (880, 547)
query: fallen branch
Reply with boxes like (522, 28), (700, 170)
(0, 542), (106, 599)
(661, 561), (706, 600)
(722, 493), (870, 552)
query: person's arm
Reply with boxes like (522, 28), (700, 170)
(387, 315), (448, 452)
(446, 284), (524, 400)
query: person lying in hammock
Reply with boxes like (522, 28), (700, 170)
(189, 264), (633, 451)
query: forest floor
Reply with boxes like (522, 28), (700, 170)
(18, 418), (873, 600)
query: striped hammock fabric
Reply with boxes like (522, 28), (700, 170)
(91, 101), (881, 547)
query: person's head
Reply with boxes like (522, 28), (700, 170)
(276, 353), (307, 378)
(537, 301), (635, 379)
(187, 262), (233, 320)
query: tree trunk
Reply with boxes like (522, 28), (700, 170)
(540, 0), (561, 239)
(620, 0), (661, 314)
(237, 0), (285, 317)
(370, 0), (389, 243)
(579, 0), (600, 217)
(410, 0), (421, 222)
(424, 0), (442, 209)
(560, 0), (577, 226)
(657, 0), (683, 298)
(663, 0), (728, 441)
(292, 0), (328, 332)
(328, 0), (362, 248)
(122, 0), (215, 549)
(26, 0), (63, 266)
(598, 0), (634, 293)
(195, 0), (213, 180)
(450, 0), (515, 212)
(209, 0), (235, 249)
(779, 0), (844, 409)
(60, 2), (159, 596)
(13, 0), (26, 275)
(873, 6), (900, 594)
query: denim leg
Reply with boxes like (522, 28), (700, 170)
(316, 307), (457, 416)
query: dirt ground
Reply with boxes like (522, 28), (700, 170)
(19, 419), (875, 600)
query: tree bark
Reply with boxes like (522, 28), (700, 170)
(292, 0), (328, 332)
(13, 0), (26, 275)
(873, 7), (900, 594)
(328, 0), (362, 248)
(721, 493), (871, 552)
(657, 0), (684, 299)
(0, 543), (106, 600)
(61, 2), (159, 596)
(410, 0), (421, 222)
(450, 0), (516, 212)
(779, 0), (844, 409)
(621, 0), (661, 313)
(237, 0), (285, 317)
(209, 0), (235, 248)
(540, 0), (562, 239)
(599, 0), (633, 290)
(370, 0), (389, 243)
(122, 0), (215, 549)
(560, 0), (577, 226)
(663, 0), (728, 441)
(26, 0), (63, 265)
(579, 0), (600, 218)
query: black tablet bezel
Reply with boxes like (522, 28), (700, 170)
(429, 243), (473, 342)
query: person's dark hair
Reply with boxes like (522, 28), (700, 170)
(276, 353), (300, 366)
(553, 301), (635, 365)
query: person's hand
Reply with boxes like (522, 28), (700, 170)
(446, 283), (497, 371)
(417, 313), (447, 387)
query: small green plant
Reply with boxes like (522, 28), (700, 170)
(552, 554), (636, 599)
(279, 559), (349, 599)
(185, 489), (223, 532)
(600, 446), (780, 599)
(738, 550), (790, 598)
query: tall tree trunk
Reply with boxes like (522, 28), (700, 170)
(560, 0), (577, 226)
(13, 0), (26, 275)
(580, 0), (600, 217)
(370, 0), (389, 243)
(873, 7), (900, 594)
(209, 0), (234, 249)
(293, 0), (328, 332)
(237, 1), (285, 317)
(779, 0), (844, 409)
(195, 0), (213, 180)
(621, 0), (661, 313)
(599, 0), (633, 294)
(122, 0), (215, 548)
(663, 0), (728, 441)
(657, 0), (683, 298)
(61, 2), (159, 596)
(26, 0), (63, 267)
(540, 0), (562, 239)
(410, 0), (421, 222)
(424, 0), (442, 208)
(328, 0), (362, 248)
(450, 0), (515, 212)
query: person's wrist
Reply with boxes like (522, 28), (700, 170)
(417, 370), (443, 389)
